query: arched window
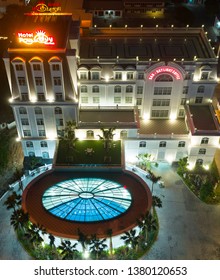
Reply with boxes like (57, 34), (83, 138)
(40, 141), (48, 147)
(178, 141), (185, 147)
(26, 141), (33, 148)
(139, 141), (146, 147)
(196, 159), (203, 166)
(55, 107), (62, 114)
(197, 86), (205, 93)
(28, 151), (35, 157)
(120, 130), (128, 139)
(155, 74), (173, 82)
(201, 137), (209, 144)
(199, 148), (206, 155)
(42, 152), (49, 159)
(34, 107), (42, 115)
(86, 130), (94, 138)
(114, 85), (121, 93)
(81, 85), (87, 93)
(159, 141), (166, 147)
(126, 85), (133, 93)
(92, 85), (99, 93)
(19, 107), (27, 114)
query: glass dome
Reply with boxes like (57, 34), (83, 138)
(42, 178), (132, 222)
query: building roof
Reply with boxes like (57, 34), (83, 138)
(80, 28), (216, 61)
(185, 105), (220, 136)
(83, 0), (124, 10)
(139, 118), (189, 137)
(78, 108), (138, 128)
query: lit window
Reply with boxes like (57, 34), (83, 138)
(114, 97), (121, 103)
(87, 130), (94, 138)
(81, 97), (88, 103)
(151, 110), (169, 118)
(93, 97), (100, 103)
(154, 87), (172, 95)
(136, 98), (142, 105)
(152, 99), (170, 106)
(201, 71), (209, 80)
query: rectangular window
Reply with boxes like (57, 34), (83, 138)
(195, 97), (203, 104)
(38, 130), (46, 137)
(53, 77), (62, 86)
(151, 110), (169, 118)
(33, 64), (41, 71)
(201, 71), (209, 80)
(125, 97), (133, 103)
(91, 72), (100, 80)
(56, 118), (64, 126)
(152, 99), (170, 106)
(93, 97), (100, 103)
(154, 87), (172, 95)
(138, 73), (144, 80)
(127, 72), (134, 80)
(137, 86), (143, 94)
(114, 97), (121, 103)
(178, 109), (185, 117)
(55, 92), (63, 101)
(115, 72), (122, 79)
(136, 98), (142, 106)
(21, 118), (29, 125)
(18, 77), (26, 86)
(181, 98), (187, 105)
(21, 93), (29, 101)
(52, 64), (60, 71)
(36, 118), (44, 125)
(80, 72), (87, 80)
(37, 93), (45, 101)
(15, 64), (23, 71)
(23, 130), (31, 137)
(92, 86), (99, 93)
(182, 86), (188, 94)
(81, 97), (89, 103)
(35, 77), (43, 86)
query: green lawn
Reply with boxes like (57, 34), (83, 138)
(56, 139), (121, 166)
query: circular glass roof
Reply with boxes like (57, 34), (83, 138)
(42, 178), (132, 222)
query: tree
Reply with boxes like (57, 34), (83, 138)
(77, 229), (91, 255)
(48, 233), (56, 248)
(98, 127), (115, 152)
(24, 223), (46, 248)
(120, 229), (139, 251)
(10, 208), (29, 232)
(147, 170), (162, 194)
(58, 240), (78, 260)
(137, 153), (158, 171)
(89, 234), (108, 259)
(137, 211), (157, 243)
(152, 195), (163, 209)
(4, 191), (21, 211)
(177, 157), (188, 176)
(61, 121), (78, 149)
(106, 228), (113, 256)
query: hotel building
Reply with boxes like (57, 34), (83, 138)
(3, 10), (220, 169)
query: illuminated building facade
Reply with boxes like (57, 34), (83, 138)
(3, 12), (220, 169)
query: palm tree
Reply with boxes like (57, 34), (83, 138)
(58, 240), (78, 260)
(137, 211), (157, 243)
(120, 229), (139, 251)
(77, 229), (90, 255)
(152, 195), (163, 209)
(48, 233), (56, 248)
(98, 127), (115, 152)
(147, 170), (161, 194)
(89, 234), (107, 259)
(4, 191), (21, 211)
(106, 228), (113, 256)
(24, 223), (45, 248)
(10, 208), (29, 232)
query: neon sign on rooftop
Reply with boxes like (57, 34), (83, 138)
(148, 66), (181, 80)
(17, 30), (55, 46)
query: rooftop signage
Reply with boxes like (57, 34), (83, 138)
(148, 66), (181, 80)
(32, 2), (61, 13)
(17, 30), (55, 45)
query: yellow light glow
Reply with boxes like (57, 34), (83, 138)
(30, 97), (37, 103)
(169, 114), (177, 121)
(105, 75), (110, 82)
(9, 98), (13, 103)
(47, 97), (54, 102)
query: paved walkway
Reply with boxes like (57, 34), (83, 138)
(0, 163), (220, 259)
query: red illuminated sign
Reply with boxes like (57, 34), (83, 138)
(148, 67), (181, 80)
(32, 2), (61, 13)
(17, 30), (55, 45)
